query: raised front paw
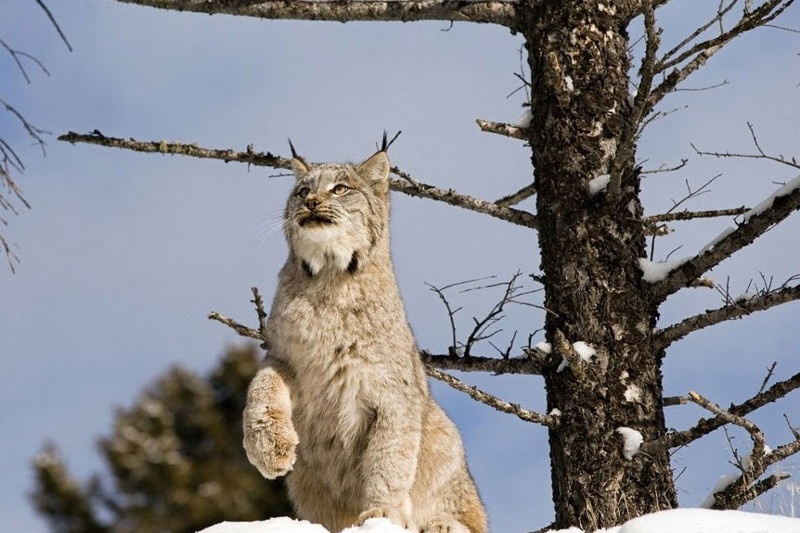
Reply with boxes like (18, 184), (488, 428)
(243, 408), (299, 479)
(358, 507), (417, 531)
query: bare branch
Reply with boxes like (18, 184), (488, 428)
(610, 0), (659, 198)
(34, 0), (73, 51)
(208, 311), (265, 342)
(59, 131), (540, 230)
(208, 303), (539, 378)
(59, 130), (290, 167)
(692, 122), (800, 172)
(655, 282), (800, 349)
(647, 0), (794, 112)
(424, 365), (555, 427)
(495, 182), (536, 207)
(422, 352), (543, 375)
(688, 389), (800, 509)
(475, 118), (528, 140)
(109, 0), (518, 26)
(658, 0), (737, 69)
(425, 281), (462, 356)
(647, 174), (723, 260)
(643, 371), (800, 452)
(644, 206), (748, 224)
(650, 176), (800, 301)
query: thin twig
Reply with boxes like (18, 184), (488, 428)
(424, 365), (555, 427)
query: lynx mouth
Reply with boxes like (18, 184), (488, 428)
(298, 213), (335, 227)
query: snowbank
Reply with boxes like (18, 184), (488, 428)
(197, 509), (800, 533)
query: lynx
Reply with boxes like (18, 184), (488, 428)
(243, 138), (487, 533)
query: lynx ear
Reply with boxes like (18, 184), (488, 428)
(357, 151), (390, 194)
(288, 138), (310, 178)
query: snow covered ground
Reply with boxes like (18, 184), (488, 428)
(198, 509), (800, 533)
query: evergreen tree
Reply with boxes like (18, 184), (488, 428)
(31, 344), (292, 533)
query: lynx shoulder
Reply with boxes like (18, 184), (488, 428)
(243, 139), (487, 533)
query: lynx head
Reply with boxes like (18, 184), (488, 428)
(284, 145), (391, 277)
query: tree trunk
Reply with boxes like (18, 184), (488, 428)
(522, 2), (677, 529)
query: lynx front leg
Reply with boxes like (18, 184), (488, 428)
(243, 365), (298, 479)
(356, 401), (423, 531)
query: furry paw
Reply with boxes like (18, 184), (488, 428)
(358, 507), (417, 531)
(242, 408), (299, 479)
(421, 518), (470, 533)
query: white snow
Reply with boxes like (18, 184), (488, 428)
(742, 174), (800, 222)
(557, 341), (596, 372)
(565, 75), (574, 92)
(699, 225), (735, 254)
(698, 473), (739, 509)
(572, 341), (596, 362)
(616, 427), (643, 460)
(734, 290), (758, 302)
(638, 257), (688, 283)
(201, 509), (800, 533)
(535, 341), (553, 354)
(588, 174), (611, 196)
(515, 108), (532, 128)
(549, 408), (562, 417)
(624, 384), (643, 403)
(198, 517), (407, 533)
(699, 447), (773, 508)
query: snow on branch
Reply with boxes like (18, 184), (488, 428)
(109, 0), (518, 26)
(643, 371), (800, 453)
(57, 131), (538, 229)
(655, 281), (800, 350)
(649, 175), (800, 301)
(684, 391), (800, 510)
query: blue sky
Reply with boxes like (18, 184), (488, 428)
(2, 1), (799, 531)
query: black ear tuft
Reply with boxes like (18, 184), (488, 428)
(288, 138), (311, 174)
(378, 130), (401, 153)
(288, 138), (298, 158)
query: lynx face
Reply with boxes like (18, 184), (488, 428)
(285, 152), (390, 277)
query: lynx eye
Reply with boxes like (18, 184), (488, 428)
(297, 187), (311, 199)
(332, 184), (349, 195)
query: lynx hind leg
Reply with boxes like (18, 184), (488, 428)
(242, 366), (299, 479)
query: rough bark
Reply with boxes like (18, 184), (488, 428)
(521, 1), (676, 529)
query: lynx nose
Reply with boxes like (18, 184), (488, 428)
(305, 197), (320, 211)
